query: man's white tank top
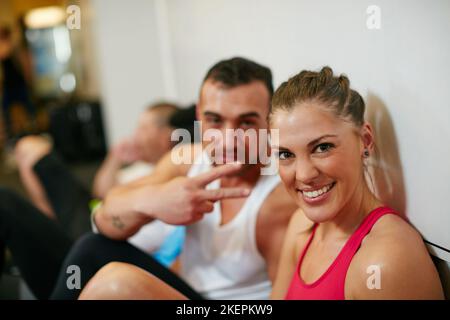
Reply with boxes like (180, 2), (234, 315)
(180, 151), (280, 300)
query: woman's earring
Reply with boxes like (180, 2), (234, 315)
(363, 149), (370, 158)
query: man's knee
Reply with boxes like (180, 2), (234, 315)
(79, 262), (188, 300)
(92, 261), (137, 281)
(79, 262), (143, 300)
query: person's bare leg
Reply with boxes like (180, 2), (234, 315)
(14, 136), (55, 218)
(79, 262), (188, 300)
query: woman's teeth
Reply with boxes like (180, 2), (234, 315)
(302, 183), (334, 199)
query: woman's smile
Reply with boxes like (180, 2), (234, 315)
(297, 181), (336, 205)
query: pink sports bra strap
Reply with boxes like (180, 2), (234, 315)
(339, 206), (396, 266)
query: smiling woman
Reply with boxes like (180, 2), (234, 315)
(269, 66), (444, 300)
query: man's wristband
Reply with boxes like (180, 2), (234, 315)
(89, 199), (103, 233)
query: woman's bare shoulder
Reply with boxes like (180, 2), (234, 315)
(346, 214), (444, 299)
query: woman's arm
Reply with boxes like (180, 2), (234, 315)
(271, 209), (313, 299)
(346, 214), (444, 300)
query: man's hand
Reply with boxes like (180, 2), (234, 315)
(95, 147), (250, 240)
(137, 163), (250, 225)
(111, 138), (142, 164)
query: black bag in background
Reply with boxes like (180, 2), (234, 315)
(49, 101), (106, 162)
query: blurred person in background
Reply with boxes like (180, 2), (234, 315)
(0, 24), (35, 142)
(15, 102), (178, 219)
(0, 102), (189, 299)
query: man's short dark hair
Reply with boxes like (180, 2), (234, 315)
(203, 57), (273, 96)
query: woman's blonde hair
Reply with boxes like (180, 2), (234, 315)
(270, 66), (365, 127)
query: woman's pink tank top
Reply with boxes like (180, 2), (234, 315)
(285, 206), (396, 300)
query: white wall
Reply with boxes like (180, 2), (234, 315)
(90, 0), (167, 144)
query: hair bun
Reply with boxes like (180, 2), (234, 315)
(271, 66), (365, 127)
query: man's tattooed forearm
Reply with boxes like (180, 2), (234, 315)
(112, 215), (125, 230)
